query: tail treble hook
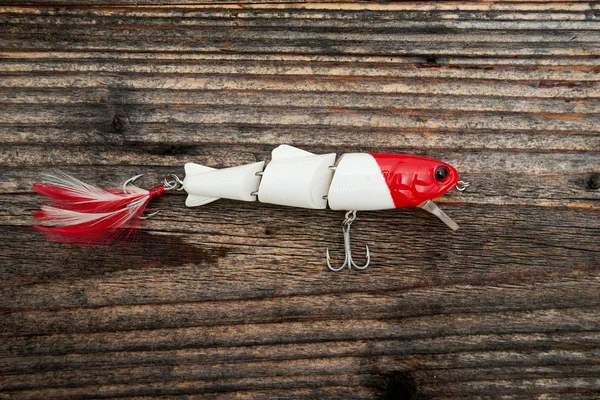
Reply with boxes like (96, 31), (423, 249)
(122, 173), (185, 220)
(326, 210), (370, 272)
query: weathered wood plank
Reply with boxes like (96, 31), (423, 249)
(2, 104), (599, 137)
(0, 2), (598, 399)
(3, 254), (600, 329)
(2, 333), (599, 378)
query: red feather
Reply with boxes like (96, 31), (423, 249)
(33, 183), (148, 212)
(33, 171), (164, 244)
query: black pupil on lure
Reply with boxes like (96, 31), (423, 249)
(435, 166), (448, 182)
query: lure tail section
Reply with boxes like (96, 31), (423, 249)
(182, 161), (264, 207)
(182, 163), (219, 207)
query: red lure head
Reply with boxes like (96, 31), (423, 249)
(370, 153), (459, 208)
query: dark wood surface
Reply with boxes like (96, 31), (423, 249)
(1, 2), (599, 399)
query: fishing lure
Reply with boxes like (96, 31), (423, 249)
(33, 145), (469, 271)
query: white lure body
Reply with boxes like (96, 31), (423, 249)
(257, 145), (336, 209)
(182, 145), (395, 211)
(183, 161), (264, 207)
(327, 153), (395, 211)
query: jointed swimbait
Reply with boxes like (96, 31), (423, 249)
(33, 145), (469, 271)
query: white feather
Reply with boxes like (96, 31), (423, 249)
(41, 171), (148, 202)
(38, 205), (140, 228)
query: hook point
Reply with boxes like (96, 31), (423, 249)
(123, 174), (144, 193)
(139, 210), (160, 220)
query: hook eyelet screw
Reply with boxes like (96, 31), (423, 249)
(456, 180), (470, 191)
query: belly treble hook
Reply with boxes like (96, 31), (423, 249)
(326, 210), (371, 272)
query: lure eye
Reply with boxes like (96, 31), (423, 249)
(434, 165), (449, 182)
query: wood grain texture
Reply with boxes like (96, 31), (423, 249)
(0, 2), (599, 399)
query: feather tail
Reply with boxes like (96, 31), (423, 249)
(33, 171), (149, 212)
(33, 171), (164, 244)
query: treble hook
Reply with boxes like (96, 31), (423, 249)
(326, 210), (371, 272)
(122, 173), (163, 220)
(139, 175), (184, 220)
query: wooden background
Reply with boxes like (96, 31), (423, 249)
(1, 1), (599, 398)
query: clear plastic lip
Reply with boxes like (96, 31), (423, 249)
(417, 200), (460, 231)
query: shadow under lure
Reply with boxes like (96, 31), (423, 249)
(33, 145), (470, 271)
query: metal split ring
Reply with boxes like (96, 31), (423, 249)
(164, 174), (185, 191)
